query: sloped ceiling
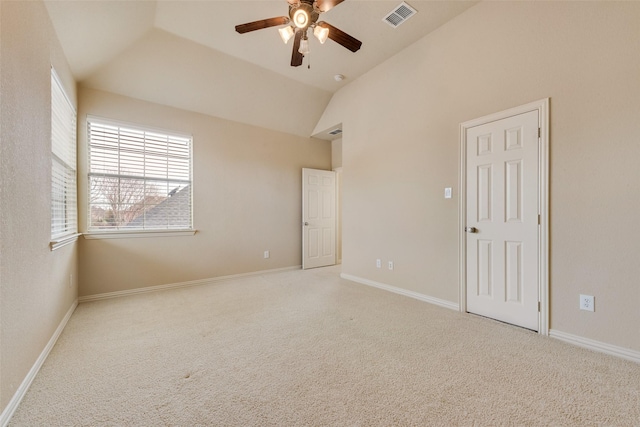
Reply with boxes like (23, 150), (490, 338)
(44, 0), (477, 138)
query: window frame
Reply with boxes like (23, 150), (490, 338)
(50, 68), (79, 250)
(85, 116), (195, 238)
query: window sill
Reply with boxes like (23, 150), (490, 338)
(50, 233), (81, 251)
(83, 230), (197, 240)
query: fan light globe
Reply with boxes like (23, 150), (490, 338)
(298, 38), (310, 55)
(313, 25), (329, 44)
(278, 26), (294, 44)
(293, 9), (309, 28)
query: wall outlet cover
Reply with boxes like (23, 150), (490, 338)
(579, 294), (595, 312)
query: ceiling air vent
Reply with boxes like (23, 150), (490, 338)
(383, 2), (417, 28)
(328, 128), (343, 136)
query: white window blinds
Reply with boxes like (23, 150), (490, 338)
(51, 69), (77, 239)
(87, 118), (193, 231)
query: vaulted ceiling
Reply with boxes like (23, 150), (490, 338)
(44, 0), (477, 138)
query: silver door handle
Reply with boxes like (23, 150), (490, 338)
(304, 222), (309, 226)
(465, 226), (478, 233)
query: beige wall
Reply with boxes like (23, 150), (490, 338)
(77, 88), (331, 296)
(0, 0), (78, 413)
(315, 1), (640, 352)
(331, 139), (342, 169)
(81, 28), (332, 140)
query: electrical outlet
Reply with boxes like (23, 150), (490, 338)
(263, 251), (270, 259)
(388, 261), (394, 271)
(376, 259), (381, 268)
(579, 294), (595, 312)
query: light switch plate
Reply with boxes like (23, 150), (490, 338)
(444, 187), (452, 199)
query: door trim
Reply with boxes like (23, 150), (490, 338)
(458, 98), (549, 335)
(333, 167), (343, 264)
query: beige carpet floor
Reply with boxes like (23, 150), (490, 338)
(10, 266), (640, 426)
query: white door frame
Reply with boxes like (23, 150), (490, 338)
(333, 167), (343, 264)
(458, 98), (550, 335)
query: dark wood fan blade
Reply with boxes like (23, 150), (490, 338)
(315, 0), (345, 13)
(235, 17), (289, 34)
(291, 31), (304, 67)
(317, 22), (362, 52)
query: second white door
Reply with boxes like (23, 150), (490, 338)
(302, 168), (336, 269)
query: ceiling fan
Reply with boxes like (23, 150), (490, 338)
(235, 0), (362, 67)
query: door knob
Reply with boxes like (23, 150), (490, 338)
(465, 226), (478, 233)
(304, 222), (309, 226)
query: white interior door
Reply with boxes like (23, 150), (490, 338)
(465, 110), (540, 330)
(302, 168), (336, 269)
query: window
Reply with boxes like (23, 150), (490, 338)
(51, 69), (78, 242)
(87, 118), (192, 232)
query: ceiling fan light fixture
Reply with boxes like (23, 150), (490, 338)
(313, 25), (329, 44)
(278, 26), (295, 44)
(293, 9), (309, 28)
(235, 0), (362, 67)
(298, 35), (310, 55)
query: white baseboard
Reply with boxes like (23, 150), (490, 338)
(0, 300), (78, 427)
(549, 329), (640, 364)
(78, 265), (302, 303)
(340, 273), (459, 311)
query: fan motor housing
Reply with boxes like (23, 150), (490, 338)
(289, 1), (319, 30)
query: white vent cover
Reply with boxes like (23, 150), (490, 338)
(383, 2), (417, 28)
(328, 128), (342, 136)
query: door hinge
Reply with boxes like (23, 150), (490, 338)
(538, 214), (541, 225)
(538, 127), (541, 138)
(538, 301), (541, 312)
